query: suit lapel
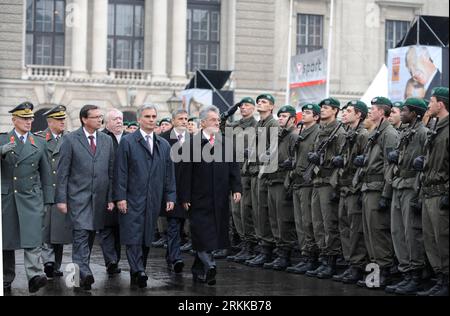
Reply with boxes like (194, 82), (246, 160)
(76, 128), (94, 157)
(136, 131), (152, 156)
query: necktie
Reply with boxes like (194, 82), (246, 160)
(178, 134), (183, 143)
(19, 136), (25, 144)
(146, 135), (153, 155)
(209, 134), (215, 146)
(88, 136), (96, 155)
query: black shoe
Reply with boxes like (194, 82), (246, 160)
(173, 261), (184, 274)
(247, 254), (272, 268)
(296, 260), (319, 275)
(131, 272), (148, 289)
(28, 275), (47, 293)
(395, 274), (424, 296)
(233, 250), (256, 264)
(379, 268), (394, 288)
(332, 268), (352, 282)
(306, 264), (327, 278)
(286, 260), (307, 274)
(385, 273), (412, 294)
(263, 257), (280, 270)
(3, 282), (12, 295)
(107, 262), (122, 276)
(181, 242), (192, 252)
(205, 267), (217, 286)
(152, 238), (167, 248)
(80, 275), (95, 291)
(342, 267), (364, 284)
(44, 262), (55, 279)
(317, 265), (337, 280)
(273, 257), (291, 271)
(213, 249), (229, 260)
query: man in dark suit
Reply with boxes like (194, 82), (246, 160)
(181, 105), (242, 286)
(114, 104), (176, 289)
(160, 109), (190, 274)
(100, 109), (127, 276)
(56, 105), (115, 292)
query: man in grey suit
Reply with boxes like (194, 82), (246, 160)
(56, 105), (115, 291)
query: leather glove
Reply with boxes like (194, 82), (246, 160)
(221, 104), (239, 121)
(387, 150), (400, 165)
(279, 159), (295, 171)
(0, 142), (16, 156)
(413, 156), (425, 171)
(331, 155), (345, 168)
(440, 196), (449, 210)
(307, 152), (321, 166)
(378, 197), (391, 212)
(353, 155), (366, 168)
(357, 195), (363, 209)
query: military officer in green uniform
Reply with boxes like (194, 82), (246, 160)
(415, 87), (449, 297)
(264, 106), (298, 271)
(384, 98), (429, 295)
(354, 97), (399, 288)
(1, 102), (53, 294)
(226, 97), (259, 264)
(246, 94), (280, 267)
(286, 104), (321, 275)
(305, 98), (346, 280)
(329, 101), (370, 284)
(35, 105), (72, 279)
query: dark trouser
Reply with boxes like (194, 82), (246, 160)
(257, 177), (275, 251)
(126, 245), (151, 274)
(294, 186), (319, 257)
(312, 185), (340, 257)
(42, 244), (64, 270)
(250, 176), (260, 245)
(423, 195), (449, 276)
(362, 190), (394, 268)
(166, 217), (183, 265)
(3, 248), (43, 283)
(192, 251), (216, 277)
(241, 176), (257, 245)
(100, 226), (121, 267)
(72, 230), (96, 280)
(268, 183), (296, 252)
(391, 188), (425, 273)
(340, 192), (368, 268)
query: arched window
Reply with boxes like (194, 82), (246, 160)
(187, 0), (221, 72)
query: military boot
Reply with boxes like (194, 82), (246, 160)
(286, 257), (308, 274)
(306, 261), (328, 278)
(234, 242), (257, 263)
(429, 274), (448, 297)
(317, 255), (337, 279)
(342, 266), (365, 284)
(417, 273), (444, 296)
(247, 252), (273, 268)
(295, 257), (319, 275)
(379, 267), (395, 289)
(332, 267), (352, 283)
(263, 257), (281, 270)
(227, 248), (245, 262)
(385, 273), (412, 294)
(272, 250), (291, 271)
(395, 270), (424, 295)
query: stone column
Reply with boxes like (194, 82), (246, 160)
(71, 0), (88, 76)
(171, 0), (187, 81)
(152, 0), (168, 81)
(91, 0), (108, 77)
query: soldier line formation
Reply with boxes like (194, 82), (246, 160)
(0, 87), (448, 296)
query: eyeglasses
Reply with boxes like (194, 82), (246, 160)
(88, 115), (104, 120)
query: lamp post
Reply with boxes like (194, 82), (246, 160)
(166, 91), (182, 114)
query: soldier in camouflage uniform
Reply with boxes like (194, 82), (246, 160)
(330, 101), (369, 284)
(35, 105), (72, 279)
(305, 98), (346, 280)
(415, 87), (449, 297)
(354, 97), (399, 288)
(286, 104), (321, 275)
(264, 106), (298, 271)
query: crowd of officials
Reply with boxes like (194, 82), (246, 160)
(0, 86), (448, 297)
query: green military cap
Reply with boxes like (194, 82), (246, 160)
(42, 105), (67, 119)
(159, 118), (172, 125)
(128, 121), (139, 128)
(319, 97), (341, 109)
(392, 101), (404, 109)
(256, 94), (276, 105)
(238, 97), (256, 107)
(432, 87), (449, 101)
(188, 117), (198, 122)
(302, 103), (321, 115)
(277, 105), (296, 117)
(9, 101), (35, 118)
(404, 98), (428, 114)
(371, 96), (393, 107)
(346, 100), (369, 116)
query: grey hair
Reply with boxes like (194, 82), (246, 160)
(199, 105), (220, 121)
(172, 109), (189, 119)
(137, 103), (159, 119)
(105, 108), (123, 123)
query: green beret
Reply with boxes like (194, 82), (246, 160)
(159, 118), (172, 126)
(238, 97), (256, 107)
(319, 97), (340, 109)
(432, 87), (449, 101)
(404, 98), (428, 114)
(277, 105), (296, 117)
(188, 117), (198, 122)
(256, 94), (275, 105)
(371, 96), (393, 107)
(392, 101), (404, 109)
(346, 100), (369, 116)
(302, 103), (321, 115)
(127, 121), (139, 128)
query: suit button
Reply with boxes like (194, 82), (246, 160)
(53, 171), (56, 175)
(52, 159), (56, 162)
(30, 177), (33, 180)
(32, 164), (35, 167)
(53, 184), (56, 187)
(14, 190), (17, 193)
(14, 177), (17, 181)
(15, 165), (18, 168)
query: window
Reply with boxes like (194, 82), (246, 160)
(297, 14), (323, 55)
(108, 0), (145, 70)
(26, 0), (66, 66)
(187, 0), (221, 72)
(386, 20), (410, 59)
